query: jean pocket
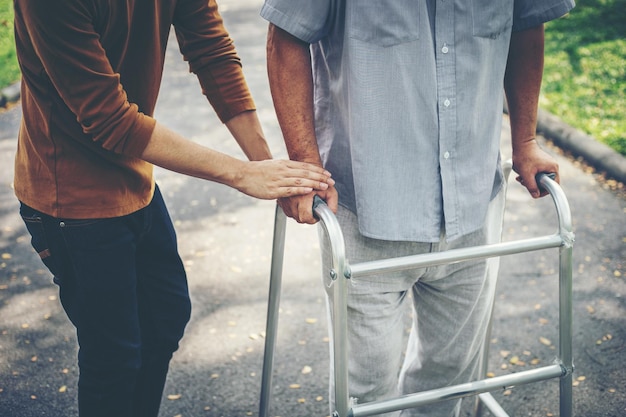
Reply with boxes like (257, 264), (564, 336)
(19, 205), (64, 282)
(347, 0), (420, 47)
(472, 0), (513, 39)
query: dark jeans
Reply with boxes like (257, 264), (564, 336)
(20, 186), (191, 417)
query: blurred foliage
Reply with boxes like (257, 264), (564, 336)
(542, 0), (626, 155)
(0, 0), (20, 90)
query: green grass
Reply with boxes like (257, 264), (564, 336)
(542, 0), (626, 155)
(0, 0), (624, 156)
(0, 0), (20, 90)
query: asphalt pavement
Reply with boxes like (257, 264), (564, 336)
(1, 1), (625, 416)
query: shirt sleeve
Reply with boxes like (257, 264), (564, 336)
(15, 0), (156, 158)
(260, 0), (334, 44)
(173, 0), (256, 123)
(513, 0), (576, 32)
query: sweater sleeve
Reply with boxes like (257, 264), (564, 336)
(173, 0), (256, 123)
(14, 0), (155, 158)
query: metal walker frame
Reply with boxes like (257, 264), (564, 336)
(259, 172), (574, 417)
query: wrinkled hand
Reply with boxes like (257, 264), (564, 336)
(233, 159), (334, 200)
(512, 139), (560, 198)
(278, 185), (338, 224)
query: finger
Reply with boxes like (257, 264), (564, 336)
(280, 162), (334, 186)
(279, 194), (317, 224)
(285, 160), (332, 177)
(297, 201), (317, 224)
(279, 176), (330, 192)
(278, 197), (298, 219)
(517, 174), (540, 198)
(525, 176), (541, 199)
(287, 169), (335, 187)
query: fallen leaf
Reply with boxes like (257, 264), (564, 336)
(58, 386), (67, 393)
(302, 366), (312, 374)
(167, 394), (182, 401)
(289, 384), (301, 389)
(297, 398), (306, 403)
(305, 318), (318, 324)
(1, 253), (11, 260)
(539, 337), (552, 346)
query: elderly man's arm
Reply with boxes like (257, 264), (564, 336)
(266, 23), (338, 223)
(505, 23), (559, 198)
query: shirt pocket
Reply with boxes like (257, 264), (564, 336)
(472, 0), (513, 39)
(347, 0), (420, 47)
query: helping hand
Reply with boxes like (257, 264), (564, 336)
(234, 159), (334, 200)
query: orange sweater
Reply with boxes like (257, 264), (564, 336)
(13, 0), (255, 218)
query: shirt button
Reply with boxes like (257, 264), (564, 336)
(443, 99), (451, 107)
(443, 151), (450, 159)
(442, 44), (449, 53)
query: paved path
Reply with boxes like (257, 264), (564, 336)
(1, 1), (624, 416)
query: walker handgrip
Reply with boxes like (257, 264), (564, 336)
(313, 194), (326, 210)
(536, 172), (557, 194)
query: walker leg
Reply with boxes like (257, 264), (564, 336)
(559, 242), (574, 417)
(259, 204), (287, 417)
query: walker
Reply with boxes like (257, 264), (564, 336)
(259, 168), (574, 417)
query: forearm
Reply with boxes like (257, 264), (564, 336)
(504, 24), (559, 197)
(139, 122), (334, 200)
(266, 24), (322, 165)
(225, 110), (273, 161)
(140, 122), (244, 187)
(504, 24), (545, 152)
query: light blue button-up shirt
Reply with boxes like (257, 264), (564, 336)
(261, 0), (574, 242)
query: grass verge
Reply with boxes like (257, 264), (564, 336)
(0, 0), (20, 90)
(542, 0), (626, 155)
